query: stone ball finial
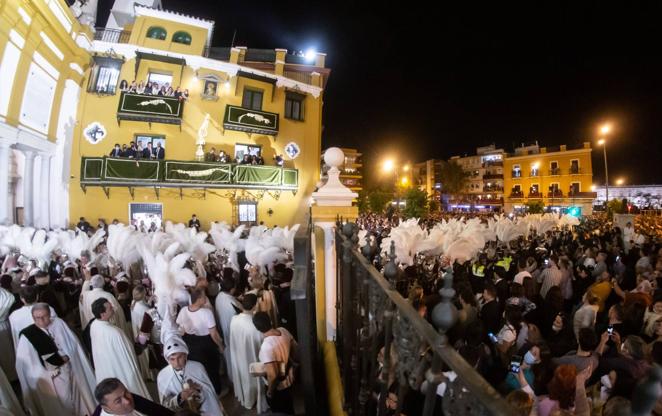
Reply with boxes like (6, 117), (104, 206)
(324, 147), (345, 168)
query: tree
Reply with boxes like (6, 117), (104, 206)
(356, 191), (369, 214)
(367, 189), (392, 213)
(438, 160), (470, 202)
(525, 200), (545, 214)
(428, 198), (440, 213)
(403, 188), (429, 219)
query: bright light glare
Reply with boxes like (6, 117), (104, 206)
(304, 48), (316, 62)
(383, 159), (394, 172)
(591, 185), (596, 191)
(600, 124), (611, 135)
(598, 139), (605, 146)
(403, 164), (410, 172)
(400, 177), (408, 185)
(616, 178), (625, 185)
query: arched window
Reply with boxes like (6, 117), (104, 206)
(146, 26), (167, 40)
(172, 31), (192, 45)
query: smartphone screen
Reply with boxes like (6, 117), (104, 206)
(488, 332), (498, 343)
(607, 325), (614, 335)
(510, 355), (523, 373)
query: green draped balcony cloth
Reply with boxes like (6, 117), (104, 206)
(164, 162), (232, 183)
(104, 158), (160, 181)
(80, 157), (298, 190)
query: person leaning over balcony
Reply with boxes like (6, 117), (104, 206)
(142, 142), (154, 159)
(109, 143), (122, 158)
(182, 89), (190, 100)
(128, 80), (137, 93)
(204, 148), (217, 162)
(144, 82), (153, 94)
(119, 80), (128, 91)
(136, 81), (145, 94)
(174, 87), (182, 100)
(253, 151), (265, 165)
(218, 150), (229, 163)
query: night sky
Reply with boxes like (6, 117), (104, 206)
(99, 1), (662, 187)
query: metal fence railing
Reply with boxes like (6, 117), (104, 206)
(334, 220), (515, 416)
(93, 28), (131, 44)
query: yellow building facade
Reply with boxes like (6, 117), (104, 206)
(67, 5), (329, 229)
(0, 0), (91, 227)
(503, 142), (596, 214)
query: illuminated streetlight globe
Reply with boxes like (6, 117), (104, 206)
(600, 124), (611, 135)
(383, 159), (395, 172)
(598, 139), (605, 146)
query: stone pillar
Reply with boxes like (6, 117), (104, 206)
(38, 153), (51, 229)
(311, 147), (358, 341)
(0, 140), (11, 224)
(22, 149), (36, 226)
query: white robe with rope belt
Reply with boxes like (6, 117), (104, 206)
(8, 304), (56, 350)
(214, 292), (240, 380)
(90, 319), (152, 400)
(229, 312), (264, 410)
(157, 360), (225, 416)
(0, 289), (16, 381)
(81, 288), (132, 338)
(131, 300), (152, 381)
(15, 319), (96, 416)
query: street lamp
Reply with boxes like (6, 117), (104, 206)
(616, 178), (624, 186)
(597, 124), (610, 206)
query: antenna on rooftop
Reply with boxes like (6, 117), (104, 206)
(231, 29), (237, 48)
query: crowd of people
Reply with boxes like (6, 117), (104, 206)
(355, 211), (662, 415)
(109, 141), (166, 160)
(0, 219), (300, 415)
(119, 80), (190, 101)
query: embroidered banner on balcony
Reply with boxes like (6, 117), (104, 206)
(104, 158), (160, 181)
(234, 165), (281, 185)
(164, 161), (232, 183)
(117, 92), (183, 118)
(223, 105), (279, 135)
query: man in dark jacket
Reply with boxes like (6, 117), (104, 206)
(142, 142), (154, 159)
(92, 378), (174, 416)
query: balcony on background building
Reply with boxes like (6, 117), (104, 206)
(79, 157), (298, 196)
(483, 173), (504, 180)
(549, 168), (561, 176)
(529, 191), (543, 198)
(483, 185), (504, 192)
(94, 28), (132, 44)
(547, 190), (564, 198)
(117, 92), (184, 127)
(223, 105), (279, 136)
(509, 190), (524, 199)
(530, 169), (539, 177)
(511, 170), (522, 178)
(568, 191), (598, 199)
(482, 160), (503, 167)
(570, 167), (582, 175)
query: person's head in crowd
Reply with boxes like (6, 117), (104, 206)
(164, 336), (189, 371)
(92, 298), (113, 321)
(34, 271), (49, 286)
(602, 396), (632, 416)
(252, 311), (273, 333)
(577, 328), (598, 352)
(482, 284), (497, 303)
(95, 378), (135, 415)
(132, 285), (146, 303)
(129, 141), (135, 149)
(90, 274), (105, 289)
(504, 305), (523, 328)
(189, 287), (206, 307)
(621, 336), (646, 361)
(241, 293), (258, 313)
(0, 274), (12, 290)
(506, 390), (534, 416)
(20, 285), (38, 305)
(517, 258), (527, 271)
(509, 283), (524, 299)
(608, 304), (624, 324)
(547, 365), (576, 410)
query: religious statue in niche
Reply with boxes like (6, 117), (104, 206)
(83, 122), (107, 144)
(202, 79), (218, 100)
(284, 142), (300, 159)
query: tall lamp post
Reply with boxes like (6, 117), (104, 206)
(598, 124), (610, 207)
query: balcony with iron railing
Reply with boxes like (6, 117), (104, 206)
(80, 157), (298, 196)
(509, 190), (524, 198)
(530, 169), (540, 177)
(482, 160), (503, 167)
(549, 168), (561, 176)
(483, 185), (504, 192)
(511, 170), (522, 178)
(570, 167), (582, 175)
(529, 191), (543, 198)
(94, 27), (131, 44)
(483, 173), (504, 180)
(547, 190), (564, 198)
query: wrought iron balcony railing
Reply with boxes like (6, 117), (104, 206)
(529, 191), (543, 198)
(547, 190), (564, 198)
(80, 157), (298, 195)
(568, 191), (598, 198)
(549, 168), (561, 176)
(94, 28), (131, 44)
(511, 170), (522, 178)
(509, 191), (524, 198)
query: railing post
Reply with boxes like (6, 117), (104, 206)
(378, 303), (395, 416)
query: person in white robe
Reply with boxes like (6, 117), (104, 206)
(15, 303), (96, 416)
(229, 293), (265, 410)
(0, 366), (25, 416)
(0, 287), (17, 381)
(9, 286), (56, 350)
(130, 286), (153, 381)
(157, 335), (225, 415)
(81, 275), (132, 338)
(247, 270), (279, 327)
(214, 275), (240, 380)
(89, 297), (152, 400)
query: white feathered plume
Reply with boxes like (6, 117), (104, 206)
(164, 221), (215, 262)
(106, 224), (142, 272)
